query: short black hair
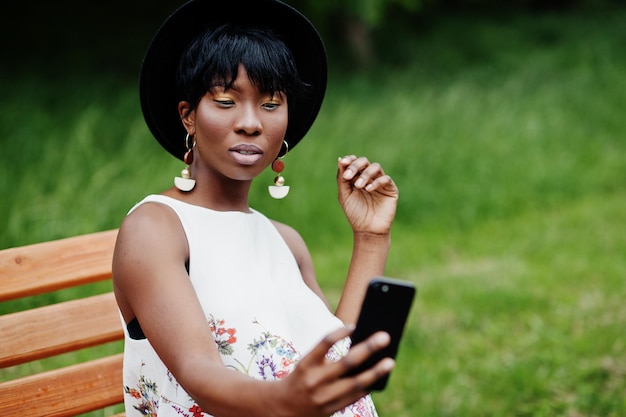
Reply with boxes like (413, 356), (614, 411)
(176, 23), (309, 117)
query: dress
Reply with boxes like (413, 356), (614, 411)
(121, 195), (379, 417)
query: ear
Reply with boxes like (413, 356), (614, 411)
(178, 101), (195, 135)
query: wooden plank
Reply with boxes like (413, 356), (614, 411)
(0, 292), (123, 368)
(0, 229), (118, 302)
(0, 354), (124, 417)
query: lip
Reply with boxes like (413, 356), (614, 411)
(228, 144), (264, 166)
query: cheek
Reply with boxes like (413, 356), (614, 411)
(268, 127), (288, 158)
(197, 113), (231, 139)
(267, 109), (289, 141)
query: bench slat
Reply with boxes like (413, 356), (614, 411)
(0, 292), (123, 368)
(0, 229), (118, 301)
(0, 229), (126, 416)
(0, 354), (124, 417)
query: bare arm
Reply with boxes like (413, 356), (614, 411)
(334, 156), (399, 325)
(273, 155), (399, 325)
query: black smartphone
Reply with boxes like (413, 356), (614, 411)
(345, 277), (416, 391)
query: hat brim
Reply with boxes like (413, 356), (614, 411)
(139, 0), (327, 161)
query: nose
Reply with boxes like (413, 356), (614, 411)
(234, 103), (262, 136)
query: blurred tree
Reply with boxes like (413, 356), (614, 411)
(285, 0), (621, 66)
(1, 0), (620, 74)
(287, 0), (425, 66)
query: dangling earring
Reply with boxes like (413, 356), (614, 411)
(269, 141), (290, 199)
(174, 133), (196, 192)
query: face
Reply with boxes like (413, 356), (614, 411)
(179, 65), (288, 183)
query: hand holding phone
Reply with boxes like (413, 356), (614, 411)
(345, 277), (416, 391)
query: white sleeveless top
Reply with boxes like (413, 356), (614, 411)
(121, 195), (378, 417)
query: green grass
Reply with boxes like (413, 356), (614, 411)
(1, 8), (625, 416)
(375, 191), (626, 416)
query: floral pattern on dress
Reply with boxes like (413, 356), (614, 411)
(124, 362), (160, 416)
(208, 316), (238, 355)
(124, 316), (377, 417)
(246, 319), (301, 380)
(208, 315), (300, 379)
(125, 362), (209, 417)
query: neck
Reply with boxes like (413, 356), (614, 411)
(163, 178), (253, 213)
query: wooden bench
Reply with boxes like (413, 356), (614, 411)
(0, 229), (125, 417)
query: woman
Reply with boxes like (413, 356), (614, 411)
(112, 1), (399, 416)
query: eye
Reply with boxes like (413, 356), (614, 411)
(214, 99), (235, 108)
(262, 101), (281, 111)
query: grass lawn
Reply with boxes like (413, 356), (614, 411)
(1, 7), (625, 417)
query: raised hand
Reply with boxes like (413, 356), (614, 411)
(337, 155), (399, 235)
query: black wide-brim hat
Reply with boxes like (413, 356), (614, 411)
(140, 0), (327, 161)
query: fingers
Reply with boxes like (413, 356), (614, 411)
(300, 326), (355, 367)
(301, 327), (393, 380)
(336, 331), (393, 378)
(325, 331), (395, 406)
(317, 356), (395, 414)
(338, 155), (393, 192)
(284, 328), (394, 415)
(337, 356), (395, 397)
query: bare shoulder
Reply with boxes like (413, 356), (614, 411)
(112, 201), (189, 287)
(113, 200), (190, 321)
(115, 201), (188, 258)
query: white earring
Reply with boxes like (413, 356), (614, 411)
(175, 133), (196, 192)
(268, 141), (290, 199)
